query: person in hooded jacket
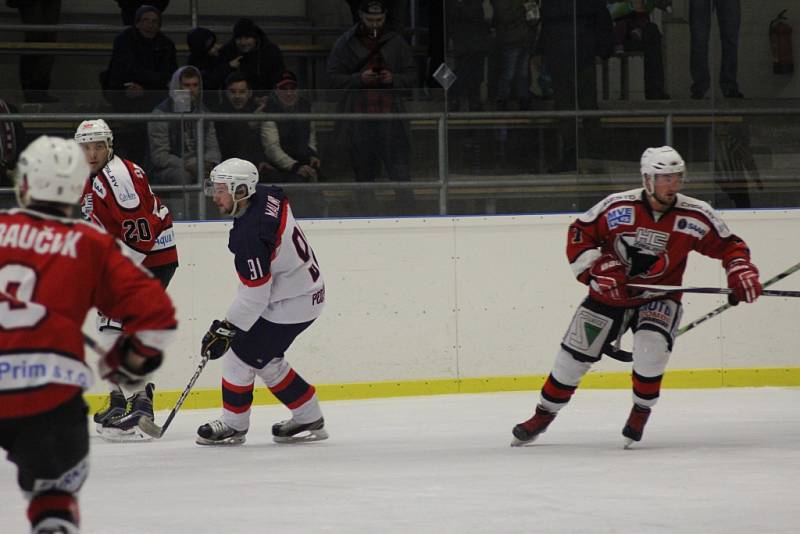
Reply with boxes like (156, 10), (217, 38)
(148, 65), (222, 185)
(186, 26), (226, 102)
(217, 18), (286, 96)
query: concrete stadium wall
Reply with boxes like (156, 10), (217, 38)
(85, 209), (800, 403)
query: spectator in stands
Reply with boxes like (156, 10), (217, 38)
(117, 0), (169, 26)
(217, 18), (285, 97)
(541, 0), (612, 175)
(689, 0), (742, 99)
(261, 70), (325, 216)
(327, 0), (417, 214)
(148, 66), (221, 185)
(261, 70), (321, 182)
(103, 5), (176, 164)
(447, 0), (491, 111)
(491, 0), (535, 110)
(607, 0), (670, 100)
(187, 27), (226, 103)
(346, 0), (407, 35)
(215, 72), (268, 172)
(7, 0), (61, 103)
(104, 5), (177, 113)
(0, 98), (25, 186)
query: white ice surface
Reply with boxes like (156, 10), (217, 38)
(2, 388), (799, 533)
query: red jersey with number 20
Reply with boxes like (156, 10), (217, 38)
(0, 208), (177, 419)
(567, 188), (752, 307)
(81, 155), (178, 269)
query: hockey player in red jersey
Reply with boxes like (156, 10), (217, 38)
(0, 136), (177, 533)
(74, 119), (179, 441)
(511, 146), (763, 448)
(195, 158), (327, 446)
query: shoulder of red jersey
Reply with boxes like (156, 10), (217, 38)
(671, 193), (733, 238)
(96, 156), (146, 210)
(576, 188), (642, 224)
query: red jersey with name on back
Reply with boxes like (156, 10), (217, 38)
(81, 155), (178, 269)
(567, 188), (752, 307)
(0, 208), (177, 419)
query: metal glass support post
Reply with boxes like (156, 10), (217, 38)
(196, 117), (206, 219)
(664, 113), (673, 147)
(438, 113), (448, 215)
(190, 0), (199, 27)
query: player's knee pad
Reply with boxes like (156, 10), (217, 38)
(632, 328), (671, 378)
(222, 350), (257, 385)
(258, 357), (290, 387)
(28, 491), (80, 533)
(551, 348), (592, 386)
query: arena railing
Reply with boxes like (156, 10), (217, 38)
(1, 106), (798, 219)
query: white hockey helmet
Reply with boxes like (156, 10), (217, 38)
(640, 146), (685, 194)
(74, 119), (114, 146)
(207, 158), (258, 215)
(16, 136), (90, 207)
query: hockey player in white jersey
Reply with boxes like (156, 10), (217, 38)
(197, 158), (328, 445)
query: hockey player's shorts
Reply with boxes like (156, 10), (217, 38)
(0, 393), (89, 497)
(560, 296), (683, 363)
(232, 318), (315, 369)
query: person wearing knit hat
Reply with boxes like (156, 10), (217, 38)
(116, 1), (169, 26)
(217, 17), (286, 95)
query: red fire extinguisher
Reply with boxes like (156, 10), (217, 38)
(769, 10), (794, 75)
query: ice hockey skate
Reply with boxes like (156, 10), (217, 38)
(511, 405), (557, 446)
(622, 404), (652, 449)
(196, 419), (248, 446)
(97, 383), (155, 442)
(272, 417), (328, 443)
(93, 389), (126, 429)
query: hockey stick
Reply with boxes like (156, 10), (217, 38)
(600, 261), (800, 360)
(676, 260), (800, 336)
(138, 354), (210, 439)
(627, 283), (800, 298)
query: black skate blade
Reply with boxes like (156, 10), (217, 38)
(137, 416), (164, 439)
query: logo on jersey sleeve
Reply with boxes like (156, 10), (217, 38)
(606, 206), (634, 229)
(613, 229), (670, 278)
(92, 178), (107, 199)
(674, 216), (709, 239)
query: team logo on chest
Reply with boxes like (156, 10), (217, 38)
(605, 206), (634, 229)
(613, 228), (670, 278)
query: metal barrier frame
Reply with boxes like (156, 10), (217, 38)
(1, 107), (798, 218)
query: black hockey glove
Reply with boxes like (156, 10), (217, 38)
(201, 319), (238, 360)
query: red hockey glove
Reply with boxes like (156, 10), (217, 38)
(725, 258), (762, 305)
(99, 335), (164, 387)
(589, 253), (628, 301)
